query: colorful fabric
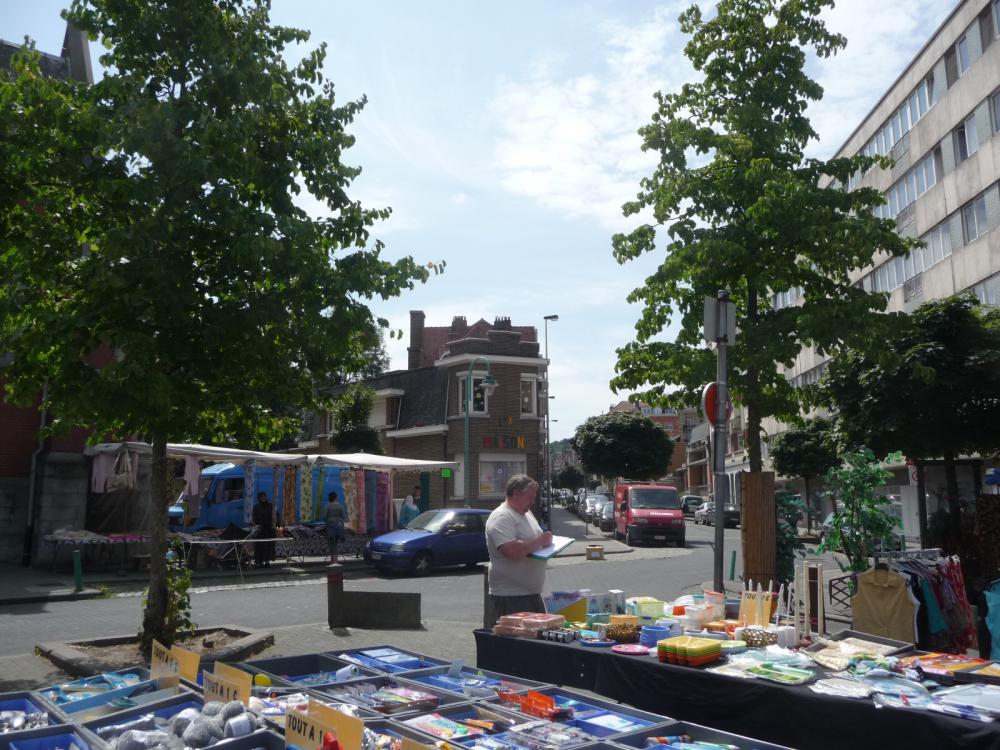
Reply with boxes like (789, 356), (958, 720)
(341, 470), (362, 533)
(244, 460), (256, 526)
(365, 470), (377, 533)
(272, 466), (279, 526)
(375, 472), (391, 532)
(282, 466), (297, 526)
(355, 469), (367, 534)
(300, 465), (314, 522)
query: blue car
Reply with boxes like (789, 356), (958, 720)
(366, 509), (490, 575)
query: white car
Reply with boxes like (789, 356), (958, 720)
(694, 502), (715, 525)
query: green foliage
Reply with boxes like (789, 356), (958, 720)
(555, 465), (586, 492)
(572, 412), (672, 481)
(775, 491), (807, 584)
(329, 383), (382, 454)
(0, 0), (432, 649)
(770, 417), (839, 523)
(140, 541), (196, 648)
(817, 448), (902, 574)
(611, 0), (917, 471)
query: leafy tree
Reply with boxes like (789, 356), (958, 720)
(822, 294), (1000, 542)
(572, 412), (672, 481)
(0, 1), (431, 651)
(611, 0), (917, 472)
(775, 491), (807, 583)
(555, 465), (585, 492)
(817, 448), (902, 574)
(770, 417), (839, 531)
(329, 384), (382, 454)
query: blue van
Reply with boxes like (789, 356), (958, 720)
(169, 463), (346, 531)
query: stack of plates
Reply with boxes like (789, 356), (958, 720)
(657, 636), (722, 667)
(639, 625), (670, 648)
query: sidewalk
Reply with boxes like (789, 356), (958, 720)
(548, 505), (633, 556)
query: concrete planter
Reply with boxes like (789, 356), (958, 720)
(36, 624), (274, 676)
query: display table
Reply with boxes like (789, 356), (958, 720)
(474, 629), (1000, 750)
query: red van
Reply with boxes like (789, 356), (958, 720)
(614, 482), (685, 547)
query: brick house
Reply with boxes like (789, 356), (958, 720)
(313, 312), (547, 509)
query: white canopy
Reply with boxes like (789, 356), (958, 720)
(84, 442), (456, 473)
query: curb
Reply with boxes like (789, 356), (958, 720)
(0, 588), (104, 606)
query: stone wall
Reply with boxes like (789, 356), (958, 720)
(31, 452), (88, 566)
(0, 478), (28, 564)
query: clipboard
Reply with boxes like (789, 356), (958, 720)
(528, 535), (575, 560)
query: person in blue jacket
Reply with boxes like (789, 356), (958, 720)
(399, 486), (421, 527)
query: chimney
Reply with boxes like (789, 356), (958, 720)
(448, 315), (468, 340)
(407, 310), (425, 369)
(492, 316), (512, 330)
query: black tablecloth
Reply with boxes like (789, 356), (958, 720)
(474, 629), (1000, 750)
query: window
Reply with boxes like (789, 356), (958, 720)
(963, 195), (988, 243)
(993, 92), (1000, 133)
(955, 114), (979, 162)
(958, 36), (971, 75)
(478, 454), (527, 498)
(458, 373), (489, 414)
(995, 0), (1000, 38)
(520, 376), (537, 416)
(214, 478), (244, 504)
(904, 274), (923, 301)
(973, 271), (1000, 306)
(922, 221), (953, 266)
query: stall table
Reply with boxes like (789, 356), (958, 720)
(474, 629), (1000, 750)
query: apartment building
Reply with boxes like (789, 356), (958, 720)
(760, 0), (1000, 538)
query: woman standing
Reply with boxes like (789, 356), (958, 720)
(325, 491), (347, 563)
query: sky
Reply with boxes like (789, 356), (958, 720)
(2, 0), (954, 440)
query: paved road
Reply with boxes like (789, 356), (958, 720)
(0, 518), (744, 656)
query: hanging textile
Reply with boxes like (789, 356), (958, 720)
(272, 466), (279, 526)
(356, 469), (368, 534)
(300, 464), (314, 523)
(244, 459), (256, 526)
(387, 473), (395, 530)
(282, 466), (297, 526)
(341, 470), (362, 533)
(375, 472), (391, 533)
(365, 470), (377, 534)
(92, 453), (114, 493)
(183, 456), (201, 496)
(852, 567), (916, 643)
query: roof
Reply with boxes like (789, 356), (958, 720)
(328, 366), (447, 429)
(416, 318), (536, 368)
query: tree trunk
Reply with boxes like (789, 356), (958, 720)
(804, 476), (812, 533)
(943, 449), (962, 542)
(745, 285), (762, 473)
(140, 433), (170, 654)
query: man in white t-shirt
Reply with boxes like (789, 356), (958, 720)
(485, 474), (552, 619)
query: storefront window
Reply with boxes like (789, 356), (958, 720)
(479, 455), (527, 498)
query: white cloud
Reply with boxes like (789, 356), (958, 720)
(450, 192), (471, 205)
(490, 4), (691, 231)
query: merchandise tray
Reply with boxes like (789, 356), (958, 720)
(0, 726), (92, 750)
(0, 692), (66, 736)
(953, 661), (1000, 687)
(180, 730), (283, 750)
(363, 718), (453, 746)
(614, 721), (795, 750)
(36, 669), (151, 711)
(79, 693), (205, 748)
(398, 702), (527, 743)
(802, 630), (912, 657)
(500, 687), (669, 738)
(329, 646), (448, 674)
(402, 666), (550, 698)
(315, 675), (469, 717)
(241, 653), (376, 689)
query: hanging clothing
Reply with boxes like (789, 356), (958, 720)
(300, 465), (314, 523)
(375, 473), (391, 532)
(282, 466), (297, 526)
(92, 453), (114, 493)
(243, 460), (256, 526)
(183, 456), (201, 496)
(355, 469), (367, 534)
(341, 470), (361, 533)
(852, 567), (916, 643)
(365, 470), (377, 534)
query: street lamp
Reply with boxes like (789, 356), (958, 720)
(463, 356), (497, 508)
(543, 314), (558, 526)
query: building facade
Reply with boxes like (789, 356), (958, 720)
(313, 313), (547, 509)
(754, 0), (1000, 537)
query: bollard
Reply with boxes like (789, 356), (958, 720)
(729, 549), (737, 581)
(72, 549), (84, 592)
(326, 563), (345, 629)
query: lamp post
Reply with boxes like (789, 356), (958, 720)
(543, 314), (559, 527)
(463, 356), (497, 508)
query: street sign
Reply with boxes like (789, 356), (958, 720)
(704, 296), (737, 344)
(701, 382), (733, 427)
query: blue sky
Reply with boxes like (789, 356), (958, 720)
(3, 0), (952, 440)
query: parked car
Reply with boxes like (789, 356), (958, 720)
(696, 500), (741, 527)
(598, 501), (615, 532)
(613, 482), (685, 546)
(365, 509), (489, 575)
(584, 494), (609, 523)
(694, 502), (715, 525)
(681, 495), (704, 516)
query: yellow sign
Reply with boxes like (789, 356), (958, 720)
(170, 644), (200, 683)
(310, 700), (363, 750)
(214, 662), (252, 706)
(203, 671), (243, 705)
(286, 706), (332, 750)
(401, 739), (437, 750)
(150, 640), (180, 680)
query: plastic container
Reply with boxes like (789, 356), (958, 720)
(501, 687), (670, 738)
(402, 666), (549, 698)
(399, 702), (526, 743)
(242, 653), (376, 688)
(0, 693), (63, 736)
(328, 646), (448, 674)
(80, 694), (205, 748)
(4, 729), (91, 750)
(315, 676), (467, 717)
(615, 721), (795, 750)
